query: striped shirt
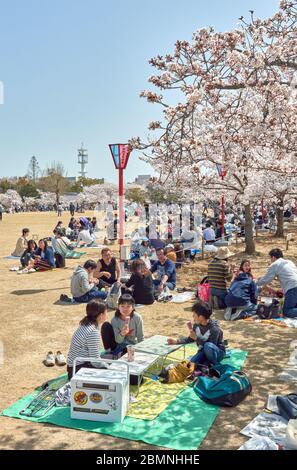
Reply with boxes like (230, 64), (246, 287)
(67, 323), (101, 367)
(208, 259), (232, 290)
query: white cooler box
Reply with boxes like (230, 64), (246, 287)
(70, 358), (129, 423)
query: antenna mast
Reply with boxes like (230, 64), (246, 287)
(78, 143), (88, 178)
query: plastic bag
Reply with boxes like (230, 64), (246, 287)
(239, 436), (279, 450)
(55, 382), (71, 407)
(240, 412), (287, 446)
(285, 419), (297, 450)
(171, 292), (195, 303)
(106, 282), (121, 309)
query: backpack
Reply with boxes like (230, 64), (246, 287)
(194, 363), (252, 407)
(256, 298), (280, 319)
(160, 360), (195, 384)
(55, 253), (65, 268)
(106, 282), (121, 309)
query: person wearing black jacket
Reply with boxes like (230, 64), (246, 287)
(94, 248), (121, 287)
(125, 259), (155, 305)
(167, 300), (225, 366)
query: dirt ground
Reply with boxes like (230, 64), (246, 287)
(0, 211), (296, 450)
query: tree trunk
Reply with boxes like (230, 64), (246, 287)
(244, 203), (256, 255)
(275, 205), (284, 238)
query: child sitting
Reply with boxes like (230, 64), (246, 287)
(167, 300), (225, 367)
(101, 294), (144, 357)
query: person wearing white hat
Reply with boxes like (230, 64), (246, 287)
(207, 247), (234, 308)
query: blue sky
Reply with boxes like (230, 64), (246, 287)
(0, 0), (279, 183)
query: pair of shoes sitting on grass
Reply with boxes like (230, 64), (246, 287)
(44, 351), (66, 367)
(17, 267), (36, 274)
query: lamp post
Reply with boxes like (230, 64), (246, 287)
(216, 164), (227, 239)
(109, 143), (132, 246)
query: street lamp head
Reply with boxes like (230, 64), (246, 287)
(216, 163), (227, 179)
(109, 143), (132, 170)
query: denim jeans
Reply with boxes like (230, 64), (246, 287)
(111, 342), (130, 356)
(74, 287), (107, 303)
(21, 252), (33, 268)
(240, 303), (257, 317)
(101, 322), (130, 356)
(153, 279), (175, 291)
(284, 287), (297, 318)
(211, 287), (227, 309)
(191, 342), (225, 366)
(87, 241), (97, 247)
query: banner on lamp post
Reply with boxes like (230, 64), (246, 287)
(216, 163), (227, 179)
(108, 144), (133, 248)
(109, 144), (132, 170)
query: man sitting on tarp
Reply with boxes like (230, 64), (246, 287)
(207, 247), (233, 309)
(151, 248), (176, 293)
(70, 260), (107, 303)
(257, 248), (297, 318)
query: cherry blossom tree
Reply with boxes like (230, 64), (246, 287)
(132, 0), (297, 254)
(254, 170), (297, 237)
(74, 183), (118, 208)
(0, 190), (22, 211)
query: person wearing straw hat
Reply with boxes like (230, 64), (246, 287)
(207, 247), (234, 309)
(165, 244), (177, 263)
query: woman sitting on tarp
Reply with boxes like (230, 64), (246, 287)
(130, 229), (142, 258)
(101, 294), (144, 357)
(101, 294), (145, 385)
(20, 239), (37, 267)
(224, 259), (258, 320)
(66, 218), (80, 241)
(27, 239), (56, 271)
(54, 221), (66, 236)
(124, 259), (154, 305)
(67, 300), (108, 380)
(53, 229), (86, 259)
(11, 227), (30, 257)
(138, 239), (152, 258)
(76, 222), (96, 247)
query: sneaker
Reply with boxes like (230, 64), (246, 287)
(100, 353), (115, 360)
(9, 266), (20, 271)
(44, 351), (55, 367)
(129, 394), (138, 403)
(55, 351), (66, 366)
(28, 268), (36, 273)
(60, 294), (72, 303)
(17, 268), (29, 274)
(224, 307), (232, 320)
